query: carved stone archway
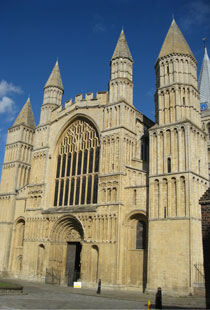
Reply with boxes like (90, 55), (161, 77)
(47, 215), (84, 285)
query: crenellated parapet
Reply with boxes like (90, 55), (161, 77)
(65, 91), (107, 109)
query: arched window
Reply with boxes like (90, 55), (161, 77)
(15, 219), (25, 247)
(168, 157), (171, 173)
(136, 221), (146, 249)
(54, 119), (100, 207)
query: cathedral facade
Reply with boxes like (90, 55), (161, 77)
(0, 20), (209, 295)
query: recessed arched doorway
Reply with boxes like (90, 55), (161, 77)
(49, 215), (84, 286)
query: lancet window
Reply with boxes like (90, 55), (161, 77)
(54, 118), (100, 207)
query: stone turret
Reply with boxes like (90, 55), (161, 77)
(13, 97), (36, 129)
(0, 97), (35, 272)
(40, 61), (64, 125)
(109, 30), (133, 106)
(0, 97), (35, 193)
(155, 19), (201, 127)
(147, 20), (208, 295)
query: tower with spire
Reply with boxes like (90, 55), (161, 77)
(40, 60), (64, 125)
(155, 19), (201, 127)
(199, 41), (210, 109)
(199, 42), (210, 182)
(147, 19), (208, 294)
(109, 29), (133, 106)
(0, 97), (35, 271)
(29, 60), (64, 191)
(0, 97), (35, 193)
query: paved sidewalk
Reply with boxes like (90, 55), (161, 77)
(0, 278), (206, 309)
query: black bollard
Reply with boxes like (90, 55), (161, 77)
(155, 287), (162, 309)
(97, 279), (101, 294)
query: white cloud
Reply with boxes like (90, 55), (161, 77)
(0, 80), (22, 120)
(179, 0), (210, 31)
(0, 80), (22, 97)
(0, 96), (15, 114)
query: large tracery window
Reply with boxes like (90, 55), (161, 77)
(54, 119), (100, 207)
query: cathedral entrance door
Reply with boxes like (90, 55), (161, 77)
(66, 242), (81, 286)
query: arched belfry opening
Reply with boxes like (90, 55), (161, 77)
(53, 117), (100, 207)
(48, 215), (84, 286)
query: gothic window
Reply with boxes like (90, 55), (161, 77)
(136, 221), (146, 249)
(54, 119), (100, 207)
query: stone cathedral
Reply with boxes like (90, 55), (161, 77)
(0, 20), (209, 295)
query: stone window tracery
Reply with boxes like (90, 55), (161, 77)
(54, 119), (100, 207)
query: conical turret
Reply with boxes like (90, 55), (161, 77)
(41, 60), (64, 125)
(13, 97), (36, 129)
(198, 46), (210, 108)
(1, 97), (35, 193)
(109, 30), (133, 106)
(44, 60), (64, 91)
(158, 19), (195, 60)
(111, 29), (133, 62)
(155, 19), (200, 127)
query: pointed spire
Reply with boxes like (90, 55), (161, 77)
(112, 29), (133, 61)
(13, 97), (36, 129)
(198, 45), (210, 107)
(158, 19), (195, 60)
(44, 60), (64, 91)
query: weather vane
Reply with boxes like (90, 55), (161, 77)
(202, 38), (206, 48)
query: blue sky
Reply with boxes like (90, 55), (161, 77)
(0, 0), (210, 177)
